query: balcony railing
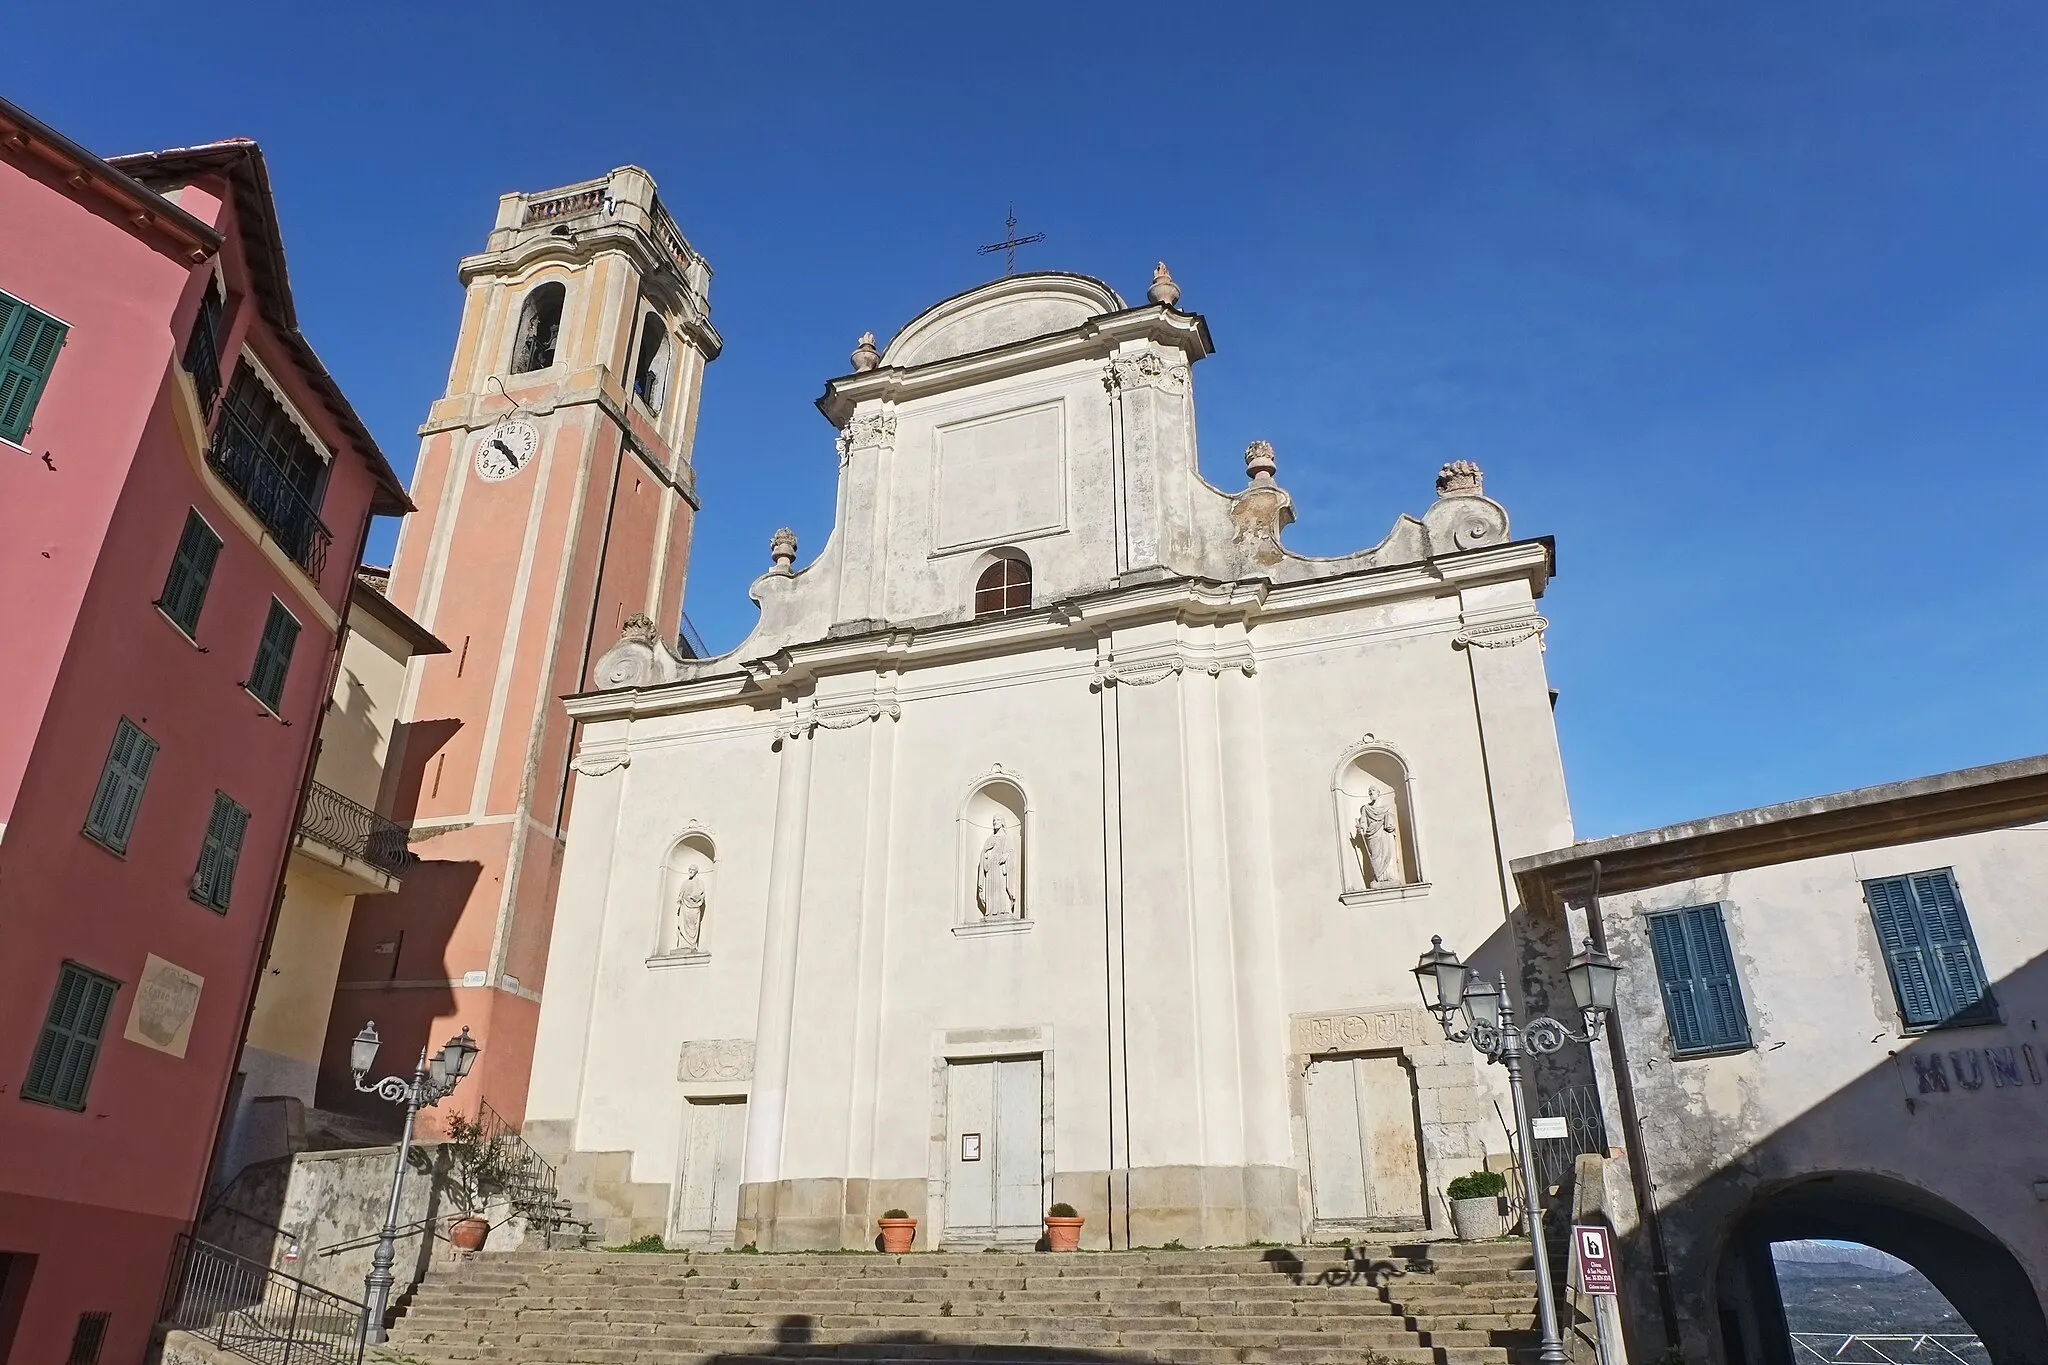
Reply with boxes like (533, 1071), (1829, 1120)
(207, 412), (333, 582)
(158, 1233), (365, 1365)
(297, 781), (415, 878)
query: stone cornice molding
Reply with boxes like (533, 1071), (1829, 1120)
(1089, 645), (1256, 690)
(817, 304), (1212, 426)
(834, 412), (897, 464)
(1453, 615), (1549, 651)
(774, 696), (903, 743)
(1101, 352), (1192, 395)
(458, 226), (722, 358)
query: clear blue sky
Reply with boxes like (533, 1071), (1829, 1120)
(13, 4), (2045, 839)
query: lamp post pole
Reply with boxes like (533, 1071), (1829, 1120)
(350, 1021), (479, 1345)
(1412, 937), (1622, 1365)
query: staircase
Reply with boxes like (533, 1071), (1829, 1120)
(378, 1243), (1545, 1365)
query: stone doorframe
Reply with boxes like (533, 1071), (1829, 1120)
(925, 1024), (1055, 1246)
(1287, 1007), (1492, 1239)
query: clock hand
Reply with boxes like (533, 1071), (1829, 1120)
(491, 438), (520, 466)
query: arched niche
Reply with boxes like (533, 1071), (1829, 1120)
(655, 829), (716, 960)
(957, 773), (1029, 929)
(1331, 745), (1425, 901)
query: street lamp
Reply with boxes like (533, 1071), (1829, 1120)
(351, 1021), (479, 1344)
(1412, 937), (1620, 1365)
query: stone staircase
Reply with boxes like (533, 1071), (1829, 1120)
(377, 1242), (1546, 1365)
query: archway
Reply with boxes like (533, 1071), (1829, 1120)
(1712, 1172), (2044, 1365)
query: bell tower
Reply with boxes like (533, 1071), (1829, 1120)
(326, 168), (718, 1127)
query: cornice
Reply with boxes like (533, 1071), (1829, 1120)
(816, 304), (1213, 426)
(457, 225), (723, 359)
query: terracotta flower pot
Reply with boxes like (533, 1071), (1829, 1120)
(449, 1215), (491, 1253)
(1043, 1215), (1084, 1252)
(878, 1217), (917, 1253)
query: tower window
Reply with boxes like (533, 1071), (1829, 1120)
(974, 557), (1032, 618)
(512, 283), (565, 373)
(632, 312), (669, 414)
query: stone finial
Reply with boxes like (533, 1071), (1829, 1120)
(1244, 439), (1277, 483)
(1147, 261), (1181, 308)
(769, 527), (799, 574)
(619, 613), (658, 643)
(1435, 460), (1483, 497)
(850, 332), (881, 372)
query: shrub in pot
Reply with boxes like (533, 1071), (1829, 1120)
(1445, 1170), (1508, 1241)
(1043, 1202), (1084, 1252)
(877, 1208), (918, 1253)
(442, 1113), (555, 1253)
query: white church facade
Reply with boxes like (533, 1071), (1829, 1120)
(522, 269), (1577, 1251)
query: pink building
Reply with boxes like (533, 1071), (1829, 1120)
(0, 99), (408, 1365)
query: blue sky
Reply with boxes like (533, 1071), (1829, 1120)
(12, 4), (2045, 839)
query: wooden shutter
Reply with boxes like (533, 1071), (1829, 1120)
(1910, 870), (1990, 1021)
(0, 292), (69, 443)
(1649, 906), (1749, 1052)
(1865, 875), (1941, 1027)
(159, 510), (223, 635)
(83, 719), (159, 852)
(23, 964), (119, 1109)
(247, 600), (300, 709)
(192, 792), (251, 911)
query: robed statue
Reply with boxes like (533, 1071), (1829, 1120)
(674, 864), (708, 952)
(1353, 788), (1401, 888)
(976, 816), (1021, 918)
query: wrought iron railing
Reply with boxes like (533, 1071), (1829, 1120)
(1536, 1083), (1610, 1191)
(159, 1234), (366, 1365)
(184, 300), (223, 418)
(475, 1099), (558, 1211)
(207, 413), (332, 582)
(297, 782), (416, 877)
(1789, 1332), (1987, 1363)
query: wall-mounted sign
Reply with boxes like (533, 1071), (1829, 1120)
(1532, 1116), (1570, 1140)
(1572, 1223), (1617, 1295)
(961, 1133), (982, 1161)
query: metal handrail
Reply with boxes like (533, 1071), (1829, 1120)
(207, 412), (333, 582)
(160, 1233), (366, 1365)
(297, 781), (416, 876)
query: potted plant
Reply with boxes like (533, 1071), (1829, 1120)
(878, 1208), (918, 1253)
(442, 1113), (553, 1253)
(1446, 1170), (1508, 1241)
(1043, 1202), (1084, 1252)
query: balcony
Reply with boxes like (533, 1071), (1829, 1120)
(292, 780), (415, 896)
(207, 409), (333, 582)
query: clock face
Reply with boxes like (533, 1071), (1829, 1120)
(474, 420), (539, 482)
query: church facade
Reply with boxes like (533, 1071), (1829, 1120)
(524, 269), (1576, 1251)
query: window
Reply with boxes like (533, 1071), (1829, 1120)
(974, 557), (1032, 618)
(210, 366), (330, 578)
(1865, 869), (1993, 1029)
(1646, 904), (1751, 1054)
(183, 277), (225, 416)
(22, 963), (119, 1110)
(246, 599), (300, 711)
(511, 282), (565, 373)
(157, 509), (223, 637)
(83, 719), (159, 854)
(66, 1313), (111, 1365)
(191, 792), (251, 912)
(632, 312), (669, 413)
(0, 288), (69, 444)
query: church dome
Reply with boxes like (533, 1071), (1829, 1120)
(881, 273), (1126, 369)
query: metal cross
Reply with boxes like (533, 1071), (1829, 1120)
(977, 203), (1045, 276)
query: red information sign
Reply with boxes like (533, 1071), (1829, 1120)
(1572, 1223), (1617, 1295)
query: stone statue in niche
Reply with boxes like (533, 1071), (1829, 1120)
(1353, 787), (1401, 889)
(674, 864), (708, 953)
(976, 816), (1021, 918)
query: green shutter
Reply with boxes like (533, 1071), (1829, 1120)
(246, 600), (300, 710)
(1649, 905), (1750, 1053)
(191, 791), (251, 911)
(23, 963), (119, 1110)
(159, 510), (223, 636)
(1868, 871), (1991, 1027)
(0, 291), (69, 443)
(83, 719), (159, 853)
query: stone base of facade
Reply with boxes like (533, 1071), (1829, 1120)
(736, 1164), (1301, 1252)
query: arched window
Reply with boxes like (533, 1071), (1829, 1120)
(632, 312), (669, 413)
(973, 557), (1031, 618)
(511, 283), (566, 374)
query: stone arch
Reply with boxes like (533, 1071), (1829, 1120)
(1708, 1171), (2046, 1364)
(1330, 740), (1424, 898)
(967, 547), (1033, 619)
(957, 769), (1030, 924)
(657, 828), (716, 958)
(511, 281), (566, 373)
(632, 311), (671, 413)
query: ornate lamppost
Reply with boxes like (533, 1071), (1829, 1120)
(349, 1020), (479, 1344)
(1412, 936), (1621, 1365)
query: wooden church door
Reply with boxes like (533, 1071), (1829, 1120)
(944, 1057), (1043, 1243)
(669, 1096), (748, 1246)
